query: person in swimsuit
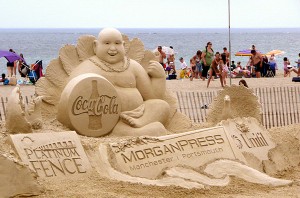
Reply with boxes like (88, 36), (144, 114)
(251, 49), (263, 78)
(207, 52), (223, 88)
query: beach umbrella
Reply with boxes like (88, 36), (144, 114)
(153, 46), (175, 55)
(0, 50), (24, 62)
(265, 50), (285, 57)
(235, 49), (264, 56)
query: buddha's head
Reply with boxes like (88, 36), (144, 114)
(94, 28), (125, 64)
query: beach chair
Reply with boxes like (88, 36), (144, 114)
(265, 62), (275, 77)
(20, 60), (43, 84)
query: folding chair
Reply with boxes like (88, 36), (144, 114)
(265, 62), (275, 77)
(20, 60), (41, 84)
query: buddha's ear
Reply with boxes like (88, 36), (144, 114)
(122, 40), (125, 47)
(93, 40), (98, 54)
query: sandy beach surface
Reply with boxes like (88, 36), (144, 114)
(1, 72), (300, 198)
(0, 71), (299, 97)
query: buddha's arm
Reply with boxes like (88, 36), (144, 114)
(134, 61), (165, 100)
(146, 60), (166, 99)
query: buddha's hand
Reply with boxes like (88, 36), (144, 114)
(147, 60), (166, 78)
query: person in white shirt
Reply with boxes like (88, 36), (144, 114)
(179, 57), (187, 69)
(269, 54), (277, 76)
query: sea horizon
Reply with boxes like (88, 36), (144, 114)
(1, 27), (300, 32)
(1, 27), (299, 74)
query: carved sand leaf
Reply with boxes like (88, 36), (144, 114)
(140, 50), (157, 69)
(77, 35), (96, 61)
(59, 44), (81, 75)
(35, 77), (61, 105)
(45, 58), (69, 88)
(122, 34), (130, 54)
(126, 38), (145, 63)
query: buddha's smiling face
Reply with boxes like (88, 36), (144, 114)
(94, 28), (125, 64)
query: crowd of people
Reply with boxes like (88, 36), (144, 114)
(1, 49), (43, 85)
(156, 44), (300, 88)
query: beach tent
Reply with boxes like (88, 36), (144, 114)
(0, 50), (25, 62)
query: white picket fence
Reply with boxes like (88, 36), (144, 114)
(175, 86), (300, 128)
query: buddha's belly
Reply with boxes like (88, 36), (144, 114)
(116, 87), (144, 111)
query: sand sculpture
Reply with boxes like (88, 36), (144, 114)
(206, 84), (262, 125)
(0, 154), (43, 197)
(36, 28), (174, 137)
(5, 85), (44, 133)
(2, 28), (299, 197)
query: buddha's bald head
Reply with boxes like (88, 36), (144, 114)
(98, 28), (123, 40)
(94, 28), (125, 64)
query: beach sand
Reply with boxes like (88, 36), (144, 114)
(0, 70), (297, 96)
(0, 72), (299, 198)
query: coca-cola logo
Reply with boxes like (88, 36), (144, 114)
(72, 95), (119, 116)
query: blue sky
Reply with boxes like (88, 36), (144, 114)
(1, 0), (300, 28)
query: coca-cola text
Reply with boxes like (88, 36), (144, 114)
(72, 95), (119, 116)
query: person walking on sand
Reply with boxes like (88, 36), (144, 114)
(207, 52), (223, 88)
(201, 42), (214, 81)
(251, 49), (263, 78)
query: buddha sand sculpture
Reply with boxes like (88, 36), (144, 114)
(3, 28), (297, 197)
(36, 28), (172, 137)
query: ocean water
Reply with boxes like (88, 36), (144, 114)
(0, 28), (300, 75)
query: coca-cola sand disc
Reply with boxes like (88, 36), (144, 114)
(57, 73), (121, 137)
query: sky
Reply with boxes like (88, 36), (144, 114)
(1, 0), (300, 29)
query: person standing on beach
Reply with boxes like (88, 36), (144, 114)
(201, 42), (214, 80)
(189, 58), (196, 81)
(157, 46), (166, 68)
(17, 53), (25, 77)
(207, 52), (223, 88)
(251, 49), (263, 78)
(269, 54), (277, 76)
(223, 47), (230, 65)
(193, 50), (202, 79)
(220, 53), (228, 86)
(295, 53), (300, 76)
(6, 49), (16, 77)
